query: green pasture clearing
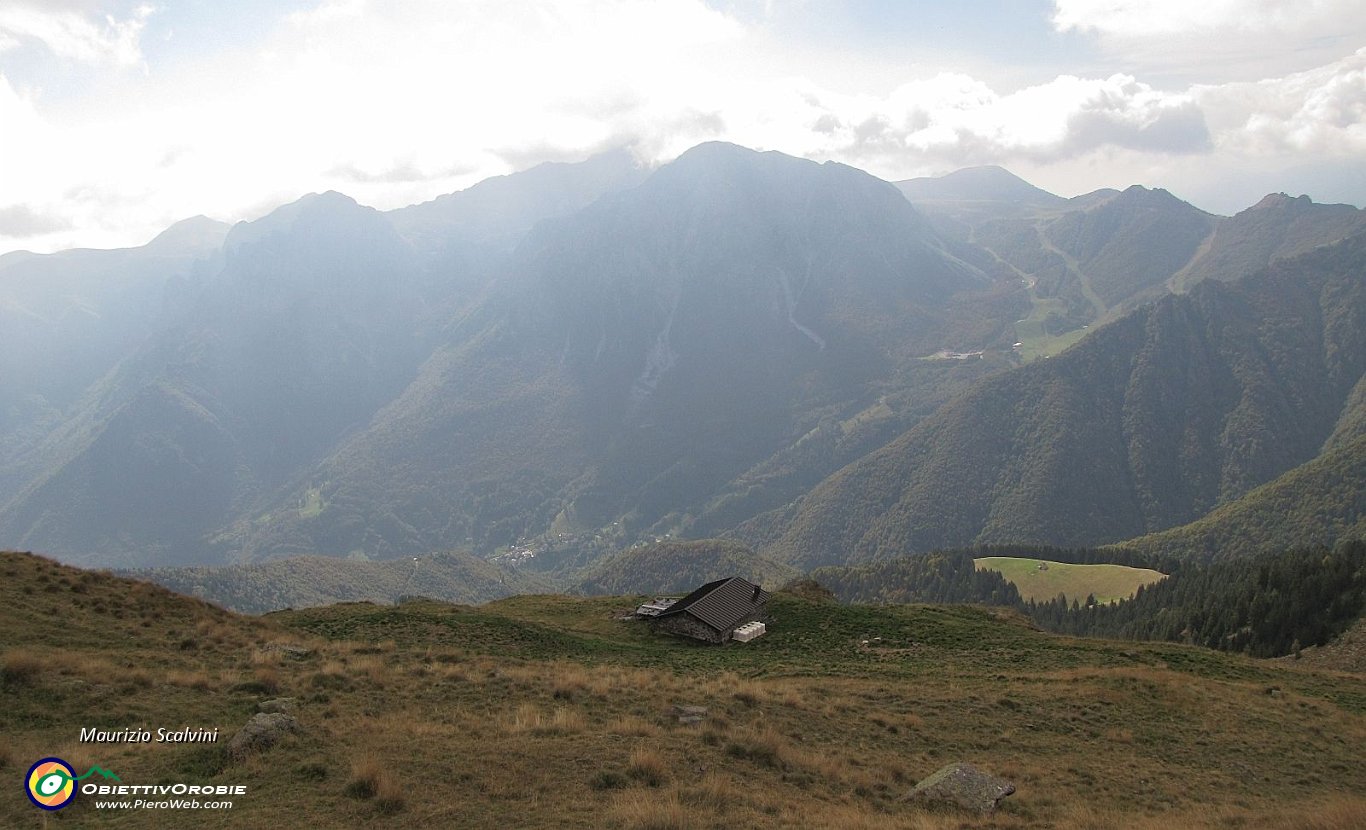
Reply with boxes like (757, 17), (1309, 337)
(975, 556), (1166, 604)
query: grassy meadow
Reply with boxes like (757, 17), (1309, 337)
(1, 550), (1363, 829)
(975, 557), (1167, 604)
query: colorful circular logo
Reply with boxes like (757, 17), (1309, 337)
(26, 757), (77, 811)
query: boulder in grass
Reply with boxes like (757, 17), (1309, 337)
(256, 698), (297, 715)
(903, 762), (1015, 813)
(673, 705), (709, 725)
(228, 712), (301, 761)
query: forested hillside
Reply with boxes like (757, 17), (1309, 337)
(3, 146), (1363, 575)
(572, 539), (798, 596)
(1029, 540), (1366, 657)
(749, 232), (1366, 568)
(802, 542), (1366, 659)
(809, 550), (1021, 606)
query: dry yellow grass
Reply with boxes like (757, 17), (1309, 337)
(609, 789), (689, 830)
(626, 746), (669, 787)
(0, 647), (45, 686)
(507, 703), (588, 735)
(165, 668), (214, 690)
(3, 552), (1365, 830)
(607, 715), (662, 737)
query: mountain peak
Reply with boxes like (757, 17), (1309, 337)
(1249, 192), (1314, 211)
(671, 140), (763, 164)
(387, 146), (648, 250)
(144, 216), (231, 255)
(896, 165), (1063, 206)
(1112, 184), (1204, 213)
(660, 142), (835, 182)
(224, 190), (377, 255)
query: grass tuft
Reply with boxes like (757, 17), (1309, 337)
(1, 648), (44, 687)
(343, 757), (384, 800)
(626, 747), (668, 787)
(610, 789), (689, 830)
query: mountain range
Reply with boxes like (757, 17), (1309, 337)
(2, 142), (1363, 593)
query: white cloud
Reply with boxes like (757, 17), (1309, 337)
(0, 1), (152, 67)
(1195, 48), (1366, 157)
(1052, 0), (1361, 36)
(0, 0), (1362, 252)
(780, 73), (1210, 175)
(1051, 0), (1366, 84)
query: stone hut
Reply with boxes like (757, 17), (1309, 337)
(651, 576), (770, 644)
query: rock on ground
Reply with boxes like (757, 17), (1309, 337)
(228, 712), (301, 761)
(673, 705), (709, 725)
(903, 762), (1015, 813)
(256, 698), (297, 715)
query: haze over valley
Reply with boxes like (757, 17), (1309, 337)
(4, 4), (1366, 827)
(3, 142), (1362, 586)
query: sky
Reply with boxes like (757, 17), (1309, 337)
(1, 0), (1364, 254)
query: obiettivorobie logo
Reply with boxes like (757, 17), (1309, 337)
(24, 755), (245, 812)
(25, 757), (121, 811)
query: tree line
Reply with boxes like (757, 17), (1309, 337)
(810, 540), (1366, 658)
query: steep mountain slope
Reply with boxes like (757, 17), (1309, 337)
(8, 150), (1361, 574)
(1115, 433), (1366, 562)
(0, 194), (430, 565)
(0, 218), (228, 492)
(1175, 193), (1366, 289)
(746, 231), (1366, 568)
(1042, 185), (1216, 310)
(388, 147), (647, 258)
(0, 152), (650, 568)
(571, 539), (798, 596)
(220, 143), (1014, 566)
(909, 170), (1364, 360)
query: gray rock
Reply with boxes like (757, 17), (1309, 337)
(257, 698), (297, 715)
(904, 762), (1015, 813)
(673, 705), (708, 725)
(261, 644), (313, 660)
(228, 712), (301, 761)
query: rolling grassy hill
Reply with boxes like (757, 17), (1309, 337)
(131, 550), (553, 614)
(2, 550), (1365, 829)
(975, 556), (1166, 604)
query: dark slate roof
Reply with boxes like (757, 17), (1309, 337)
(656, 577), (770, 632)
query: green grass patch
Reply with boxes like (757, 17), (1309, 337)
(975, 556), (1166, 604)
(1014, 296), (1091, 361)
(297, 487), (325, 518)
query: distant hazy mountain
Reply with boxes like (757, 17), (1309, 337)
(0, 193), (428, 566)
(0, 217), (228, 499)
(0, 216), (228, 424)
(897, 165), (1065, 207)
(0, 150), (656, 568)
(1174, 193), (1366, 289)
(3, 146), (1363, 576)
(911, 171), (1366, 345)
(388, 147), (647, 256)
(745, 231), (1366, 568)
(218, 142), (1009, 567)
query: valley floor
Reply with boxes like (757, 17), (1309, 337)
(2, 551), (1363, 829)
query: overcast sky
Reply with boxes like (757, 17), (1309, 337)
(1, 0), (1363, 253)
